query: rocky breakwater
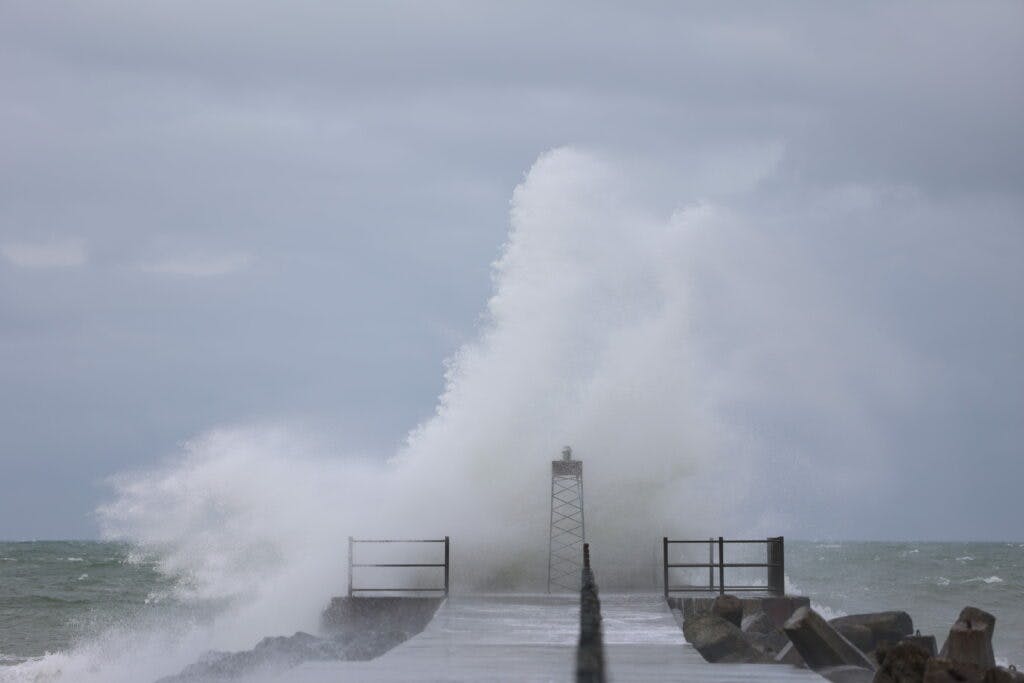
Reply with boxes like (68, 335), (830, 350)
(673, 596), (1021, 683)
(157, 596), (443, 682)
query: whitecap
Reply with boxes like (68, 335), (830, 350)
(65, 557), (84, 562)
(962, 576), (1003, 584)
(936, 577), (951, 586)
(956, 556), (974, 562)
(812, 602), (848, 620)
(77, 573), (89, 581)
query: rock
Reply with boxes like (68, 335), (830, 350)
(673, 595), (810, 629)
(923, 657), (984, 683)
(711, 594), (743, 627)
(749, 595), (814, 629)
(784, 606), (876, 672)
(832, 612), (914, 651)
(817, 665), (876, 683)
(900, 634), (938, 658)
(742, 611), (789, 657)
(683, 613), (767, 664)
(939, 607), (996, 669)
(776, 641), (807, 668)
(983, 666), (1024, 683)
(873, 641), (931, 683)
(158, 631), (352, 682)
(834, 623), (876, 654)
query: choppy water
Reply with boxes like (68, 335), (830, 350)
(1, 540), (1021, 678)
(787, 541), (1024, 667)
(0, 541), (178, 665)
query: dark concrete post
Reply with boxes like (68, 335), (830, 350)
(577, 543), (605, 683)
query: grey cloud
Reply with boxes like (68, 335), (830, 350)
(0, 1), (1021, 538)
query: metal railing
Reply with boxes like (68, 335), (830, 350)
(347, 536), (450, 597)
(662, 536), (784, 597)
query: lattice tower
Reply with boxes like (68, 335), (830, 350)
(548, 446), (585, 593)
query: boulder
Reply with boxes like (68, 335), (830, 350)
(776, 641), (807, 668)
(755, 596), (813, 629)
(923, 657), (984, 683)
(983, 666), (1024, 683)
(817, 666), (875, 683)
(683, 613), (767, 664)
(673, 595), (810, 629)
(872, 641), (931, 683)
(831, 612), (914, 651)
(712, 594), (743, 628)
(784, 606), (876, 672)
(939, 607), (996, 669)
(743, 611), (789, 657)
(834, 623), (876, 654)
(900, 634), (938, 658)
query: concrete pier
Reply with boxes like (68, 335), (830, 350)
(272, 594), (823, 682)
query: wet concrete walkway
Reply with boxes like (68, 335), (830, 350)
(279, 594), (821, 682)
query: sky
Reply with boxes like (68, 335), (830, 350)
(1, 1), (1022, 541)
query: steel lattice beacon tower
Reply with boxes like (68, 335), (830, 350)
(548, 446), (586, 593)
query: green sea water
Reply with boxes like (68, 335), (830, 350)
(0, 541), (177, 664)
(1, 540), (1022, 676)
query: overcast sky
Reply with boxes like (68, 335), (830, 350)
(1, 2), (1022, 540)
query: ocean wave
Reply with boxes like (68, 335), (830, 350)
(962, 576), (1003, 584)
(936, 576), (951, 586)
(0, 595), (91, 607)
(811, 602), (848, 620)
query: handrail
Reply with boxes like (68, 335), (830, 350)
(347, 536), (450, 597)
(663, 536), (784, 597)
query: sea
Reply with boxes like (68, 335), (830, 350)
(0, 540), (1021, 680)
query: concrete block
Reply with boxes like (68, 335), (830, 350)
(783, 606), (876, 672)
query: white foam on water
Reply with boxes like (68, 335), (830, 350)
(963, 576), (1003, 584)
(783, 575), (847, 620)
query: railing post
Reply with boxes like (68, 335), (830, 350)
(776, 536), (785, 595)
(717, 536), (725, 596)
(662, 537), (668, 599)
(347, 536), (354, 598)
(444, 536), (450, 596)
(709, 537), (714, 591)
